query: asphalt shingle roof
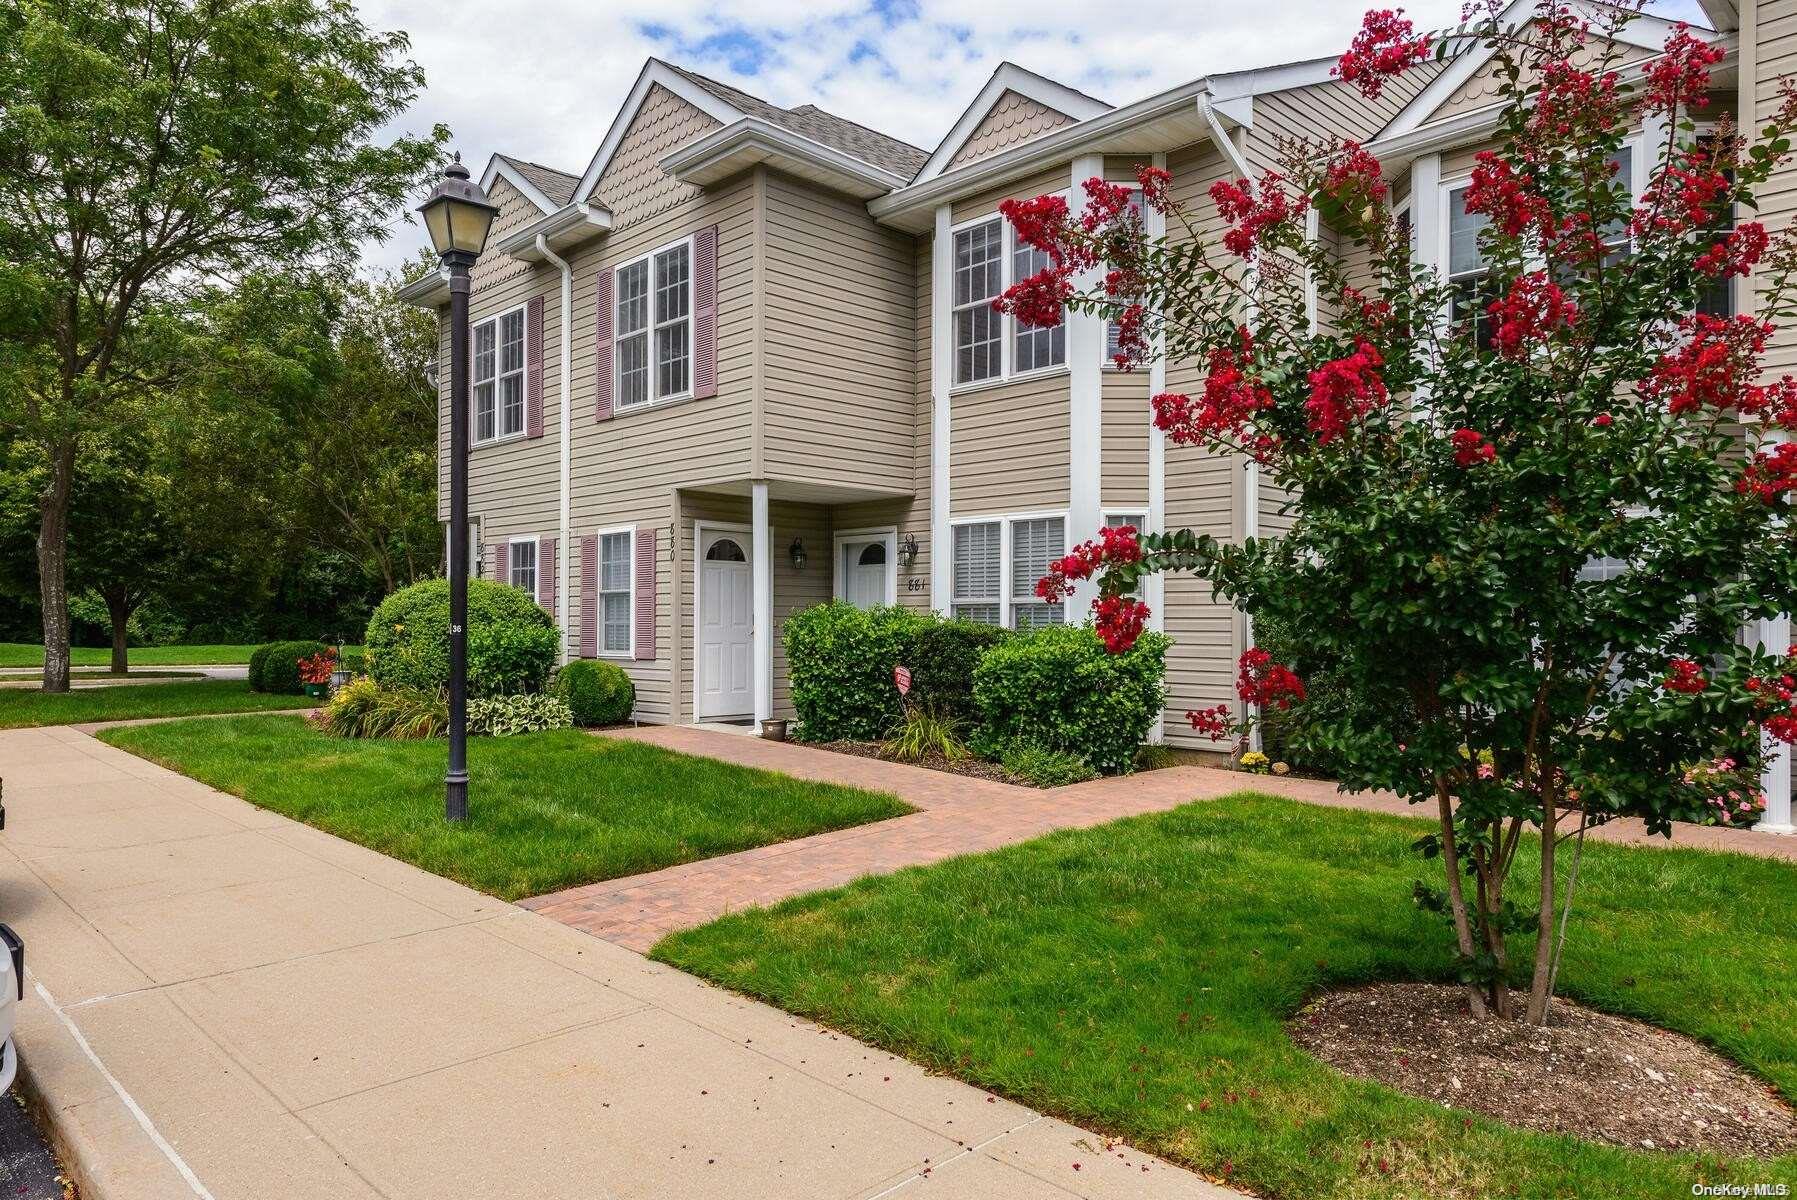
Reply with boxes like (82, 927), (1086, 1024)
(495, 155), (580, 207)
(661, 62), (929, 180)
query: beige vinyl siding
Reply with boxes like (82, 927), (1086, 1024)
(898, 236), (936, 609)
(950, 373), (1070, 515)
(950, 164), (1069, 224)
(1101, 372), (1150, 510)
(1433, 39), (1652, 123)
(947, 91), (1075, 170)
(760, 171), (918, 493)
(1757, 2), (1797, 376)
(1157, 136), (1251, 747)
(435, 176), (564, 632)
(557, 89), (761, 721)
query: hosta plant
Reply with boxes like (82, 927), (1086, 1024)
(998, 2), (1797, 1023)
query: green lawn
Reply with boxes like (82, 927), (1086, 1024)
(0, 642), (271, 667)
(0, 679), (316, 728)
(655, 794), (1797, 1200)
(99, 716), (912, 899)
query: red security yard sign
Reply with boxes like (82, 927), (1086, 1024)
(894, 665), (912, 696)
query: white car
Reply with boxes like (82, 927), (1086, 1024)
(0, 922), (19, 1094)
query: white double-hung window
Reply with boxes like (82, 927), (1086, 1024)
(952, 514), (1066, 629)
(508, 536), (537, 596)
(953, 206), (1068, 387)
(616, 238), (692, 408)
(1444, 183), (1494, 349)
(473, 306), (526, 443)
(598, 530), (634, 655)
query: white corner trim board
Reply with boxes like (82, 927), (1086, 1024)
(930, 203), (954, 616)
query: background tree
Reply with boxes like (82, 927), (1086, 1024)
(0, 0), (444, 691)
(1001, 4), (1797, 1024)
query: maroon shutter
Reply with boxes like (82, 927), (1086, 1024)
(493, 542), (509, 587)
(537, 535), (556, 612)
(634, 527), (657, 660)
(525, 294), (545, 438)
(594, 267), (615, 420)
(692, 226), (718, 399)
(579, 535), (598, 658)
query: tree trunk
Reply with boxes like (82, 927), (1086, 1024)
(1435, 780), (1489, 1019)
(1524, 784), (1559, 1025)
(36, 442), (77, 694)
(104, 588), (132, 674)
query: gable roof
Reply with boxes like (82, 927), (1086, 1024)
(495, 155), (579, 207)
(572, 59), (925, 202)
(914, 62), (1113, 185)
(1377, 0), (1715, 141)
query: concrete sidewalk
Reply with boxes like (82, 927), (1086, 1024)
(0, 725), (1233, 1200)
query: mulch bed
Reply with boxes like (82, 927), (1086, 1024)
(1289, 982), (1797, 1158)
(811, 739), (1026, 785)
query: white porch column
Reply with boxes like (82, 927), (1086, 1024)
(930, 203), (954, 615)
(1759, 611), (1793, 832)
(1146, 152), (1168, 639)
(1067, 153), (1107, 617)
(751, 480), (773, 726)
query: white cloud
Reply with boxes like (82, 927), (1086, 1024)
(359, 0), (1714, 272)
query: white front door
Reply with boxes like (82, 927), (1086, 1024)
(699, 531), (754, 718)
(841, 539), (890, 610)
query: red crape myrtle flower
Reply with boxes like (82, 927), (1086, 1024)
(1530, 60), (1622, 143)
(1153, 328), (1272, 445)
(1694, 223), (1769, 278)
(1464, 152), (1551, 240)
(1210, 173), (1305, 259)
(1664, 658), (1708, 694)
(1080, 177), (1134, 232)
(1749, 655), (1797, 744)
(1237, 647), (1306, 710)
(1738, 441), (1797, 503)
(994, 268), (1071, 328)
(1486, 272), (1578, 358)
(1136, 163), (1173, 212)
(1643, 23), (1726, 114)
(1335, 8), (1432, 100)
(1092, 595), (1152, 654)
(1185, 704), (1233, 742)
(1319, 141), (1388, 212)
(1036, 523), (1144, 604)
(1637, 314), (1773, 415)
(999, 193), (1073, 260)
(1450, 428), (1497, 467)
(1633, 164), (1732, 238)
(1305, 341), (1388, 443)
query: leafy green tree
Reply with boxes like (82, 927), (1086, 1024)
(1004, 8), (1797, 1024)
(0, 0), (444, 690)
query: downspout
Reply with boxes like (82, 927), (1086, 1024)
(1199, 91), (1264, 749)
(537, 234), (574, 665)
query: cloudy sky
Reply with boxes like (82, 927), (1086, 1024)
(359, 0), (1711, 272)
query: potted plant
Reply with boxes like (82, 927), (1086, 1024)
(298, 647), (339, 699)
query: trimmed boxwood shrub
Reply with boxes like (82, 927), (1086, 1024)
(364, 579), (557, 698)
(784, 602), (923, 742)
(250, 640), (328, 694)
(972, 625), (1169, 776)
(552, 660), (635, 726)
(908, 619), (1012, 721)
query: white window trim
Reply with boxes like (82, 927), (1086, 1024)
(592, 524), (636, 660)
(614, 234), (696, 412)
(949, 199), (1072, 394)
(948, 509), (1068, 629)
(472, 303), (528, 446)
(442, 517), (483, 579)
(831, 526), (899, 606)
(508, 534), (539, 596)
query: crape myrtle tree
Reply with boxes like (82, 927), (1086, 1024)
(996, 2), (1797, 1024)
(0, 0), (445, 692)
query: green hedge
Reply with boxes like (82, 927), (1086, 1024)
(552, 660), (635, 726)
(972, 625), (1168, 776)
(364, 579), (557, 698)
(249, 640), (328, 694)
(784, 603), (1014, 742)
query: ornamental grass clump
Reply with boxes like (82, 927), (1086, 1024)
(994, 4), (1797, 1023)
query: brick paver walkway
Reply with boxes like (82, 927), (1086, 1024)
(523, 726), (1796, 950)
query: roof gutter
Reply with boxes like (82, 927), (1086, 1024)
(660, 117), (910, 198)
(496, 201), (613, 262)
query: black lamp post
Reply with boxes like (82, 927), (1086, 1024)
(417, 153), (498, 823)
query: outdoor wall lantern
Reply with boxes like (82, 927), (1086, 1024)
(417, 152), (498, 825)
(789, 538), (807, 570)
(899, 533), (919, 571)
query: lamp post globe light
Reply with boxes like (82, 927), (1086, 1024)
(417, 153), (498, 823)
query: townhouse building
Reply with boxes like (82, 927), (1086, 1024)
(400, 0), (1792, 829)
